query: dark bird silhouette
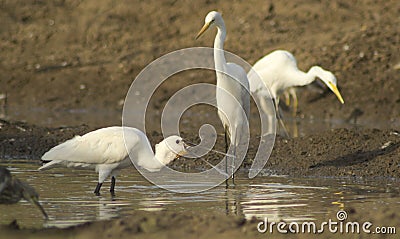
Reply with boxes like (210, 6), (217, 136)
(0, 166), (48, 219)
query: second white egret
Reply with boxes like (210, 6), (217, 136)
(248, 50), (344, 134)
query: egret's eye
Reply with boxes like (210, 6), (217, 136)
(176, 139), (180, 144)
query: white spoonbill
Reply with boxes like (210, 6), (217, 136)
(39, 127), (188, 196)
(196, 11), (250, 185)
(248, 50), (344, 134)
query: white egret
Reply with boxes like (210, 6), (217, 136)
(39, 127), (188, 196)
(196, 11), (250, 185)
(248, 50), (344, 134)
(0, 166), (48, 219)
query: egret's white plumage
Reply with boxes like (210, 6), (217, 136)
(196, 11), (250, 184)
(39, 126), (187, 195)
(248, 50), (344, 134)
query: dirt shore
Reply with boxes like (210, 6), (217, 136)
(1, 119), (399, 179)
(0, 0), (399, 129)
(0, 0), (399, 238)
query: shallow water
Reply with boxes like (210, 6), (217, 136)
(0, 162), (399, 229)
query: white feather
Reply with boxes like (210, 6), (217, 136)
(39, 126), (186, 192)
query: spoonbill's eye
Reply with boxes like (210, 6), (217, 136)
(176, 139), (180, 144)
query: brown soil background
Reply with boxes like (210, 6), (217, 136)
(0, 0), (399, 128)
(0, 0), (399, 238)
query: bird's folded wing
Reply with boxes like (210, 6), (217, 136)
(42, 129), (139, 165)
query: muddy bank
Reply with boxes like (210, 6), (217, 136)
(172, 128), (400, 179)
(263, 128), (400, 179)
(0, 119), (89, 161)
(1, 119), (399, 180)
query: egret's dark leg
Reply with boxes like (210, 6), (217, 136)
(224, 188), (229, 215)
(110, 176), (116, 196)
(224, 127), (229, 153)
(231, 142), (236, 187)
(274, 99), (289, 138)
(278, 116), (289, 138)
(224, 128), (229, 188)
(231, 158), (235, 186)
(94, 183), (102, 196)
(231, 128), (238, 187)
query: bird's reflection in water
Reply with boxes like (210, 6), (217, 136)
(223, 180), (329, 222)
(44, 197), (124, 228)
(97, 197), (122, 221)
(138, 197), (172, 212)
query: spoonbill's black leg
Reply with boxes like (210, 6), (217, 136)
(110, 176), (116, 197)
(94, 183), (102, 196)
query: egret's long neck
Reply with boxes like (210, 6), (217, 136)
(214, 23), (227, 75)
(291, 66), (320, 87)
